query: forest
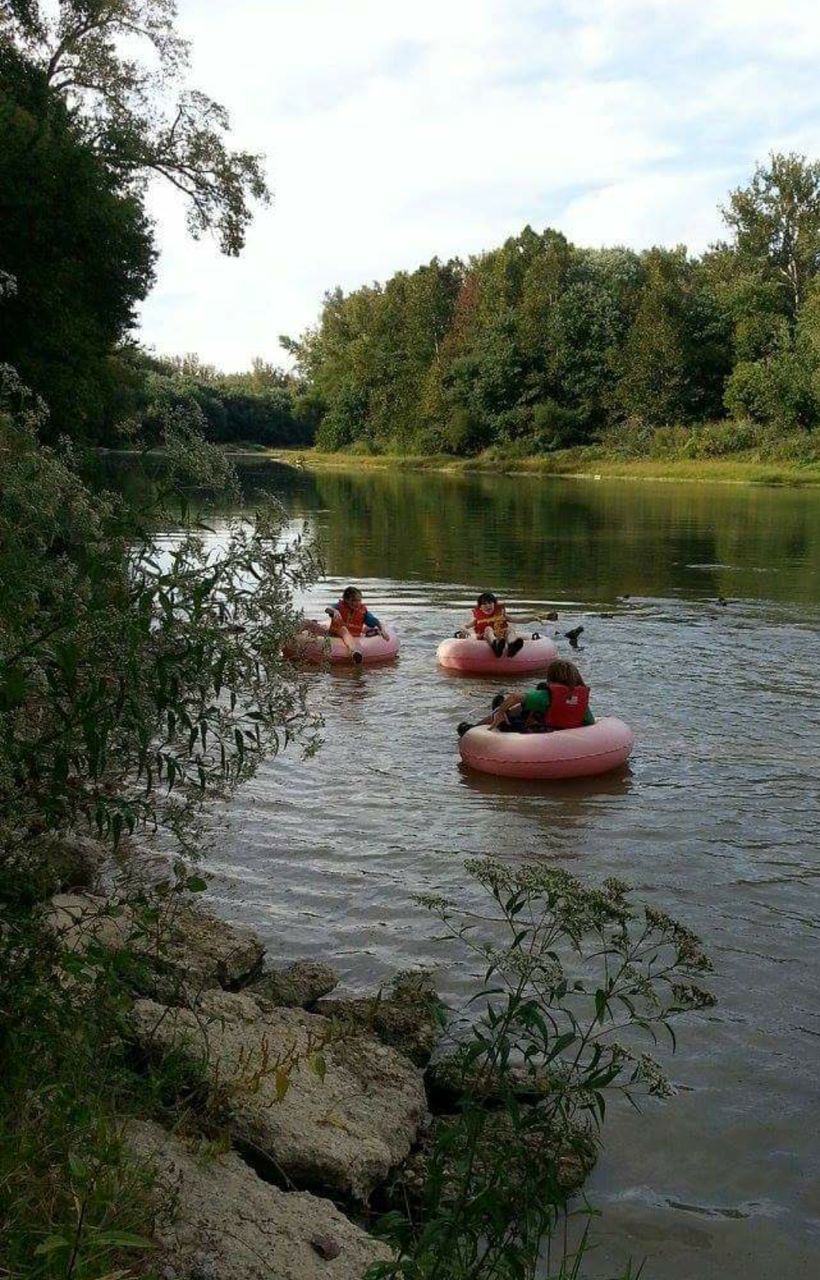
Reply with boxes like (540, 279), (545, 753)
(286, 155), (820, 461)
(3, 5), (820, 462)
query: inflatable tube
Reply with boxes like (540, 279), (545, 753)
(437, 634), (558, 676)
(286, 623), (399, 665)
(459, 717), (634, 780)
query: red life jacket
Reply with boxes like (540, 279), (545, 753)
(472, 603), (507, 637)
(335, 598), (367, 636)
(545, 682), (589, 729)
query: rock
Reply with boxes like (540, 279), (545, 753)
(40, 892), (136, 954)
(250, 960), (338, 1008)
(162, 904), (265, 991)
(6, 832), (106, 902)
(310, 1234), (341, 1260)
(315, 970), (443, 1067)
(131, 990), (428, 1201)
(425, 1050), (558, 1113)
(39, 892), (265, 997)
(388, 1111), (596, 1220)
(128, 1119), (390, 1280)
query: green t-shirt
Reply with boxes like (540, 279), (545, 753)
(522, 687), (595, 726)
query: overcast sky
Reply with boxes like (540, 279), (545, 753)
(136, 0), (820, 371)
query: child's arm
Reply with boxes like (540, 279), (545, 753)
(363, 608), (388, 639)
(489, 691), (524, 728)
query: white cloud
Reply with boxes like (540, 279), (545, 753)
(136, 0), (820, 369)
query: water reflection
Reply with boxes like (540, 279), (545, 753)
(231, 463), (820, 607)
(457, 762), (635, 801)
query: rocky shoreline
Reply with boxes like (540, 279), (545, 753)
(33, 833), (594, 1279)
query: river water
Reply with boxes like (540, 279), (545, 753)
(181, 463), (818, 1278)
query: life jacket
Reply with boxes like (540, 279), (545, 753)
(335, 598), (367, 636)
(544, 682), (589, 730)
(472, 603), (507, 637)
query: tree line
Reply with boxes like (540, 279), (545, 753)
(285, 155), (820, 457)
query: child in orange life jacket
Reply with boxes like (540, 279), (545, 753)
(457, 659), (594, 736)
(457, 591), (525, 659)
(298, 585), (386, 665)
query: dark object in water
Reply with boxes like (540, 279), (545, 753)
(599, 612), (615, 619)
(564, 626), (584, 649)
(457, 721), (473, 738)
(717, 596), (728, 606)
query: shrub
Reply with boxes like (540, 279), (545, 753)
(369, 859), (715, 1280)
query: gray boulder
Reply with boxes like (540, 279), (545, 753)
(163, 903), (265, 990)
(40, 893), (265, 995)
(389, 1110), (596, 1217)
(40, 892), (135, 954)
(7, 832), (106, 900)
(128, 1119), (391, 1279)
(316, 970), (443, 1066)
(132, 989), (428, 1201)
(250, 960), (338, 1008)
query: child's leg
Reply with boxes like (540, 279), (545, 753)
(332, 623), (362, 660)
(506, 626), (524, 657)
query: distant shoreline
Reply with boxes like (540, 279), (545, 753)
(203, 446), (820, 488)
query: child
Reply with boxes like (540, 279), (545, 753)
(458, 659), (595, 736)
(457, 591), (525, 659)
(298, 586), (386, 665)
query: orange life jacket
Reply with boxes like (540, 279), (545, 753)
(335, 598), (367, 636)
(545, 682), (589, 730)
(472, 603), (507, 637)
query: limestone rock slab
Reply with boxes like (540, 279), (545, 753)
(132, 990), (428, 1201)
(128, 1119), (391, 1280)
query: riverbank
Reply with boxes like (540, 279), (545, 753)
(2, 832), (603, 1279)
(227, 445), (820, 487)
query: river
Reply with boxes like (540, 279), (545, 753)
(172, 462), (819, 1278)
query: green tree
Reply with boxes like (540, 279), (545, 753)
(722, 153), (820, 323)
(0, 46), (155, 437)
(2, 0), (269, 253)
(615, 248), (731, 427)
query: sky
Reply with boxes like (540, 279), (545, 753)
(137, 0), (820, 370)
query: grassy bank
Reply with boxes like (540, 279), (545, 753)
(239, 444), (820, 487)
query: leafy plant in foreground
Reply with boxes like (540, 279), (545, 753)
(0, 367), (321, 871)
(369, 858), (715, 1280)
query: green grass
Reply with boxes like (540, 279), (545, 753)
(246, 445), (820, 487)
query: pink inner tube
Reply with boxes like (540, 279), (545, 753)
(437, 634), (558, 675)
(459, 717), (635, 779)
(285, 622), (399, 665)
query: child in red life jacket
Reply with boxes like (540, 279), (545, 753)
(457, 591), (525, 659)
(457, 659), (594, 736)
(298, 585), (386, 664)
